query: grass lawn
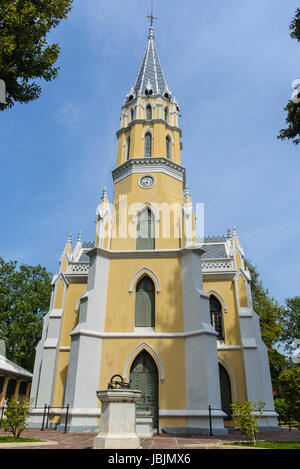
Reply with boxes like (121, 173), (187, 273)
(0, 435), (44, 443)
(225, 441), (300, 449)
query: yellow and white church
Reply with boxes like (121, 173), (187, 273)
(30, 24), (278, 434)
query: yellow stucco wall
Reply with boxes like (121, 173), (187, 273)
(237, 275), (248, 308)
(104, 257), (184, 333)
(110, 173), (184, 251)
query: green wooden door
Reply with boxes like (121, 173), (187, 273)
(219, 363), (232, 420)
(130, 351), (158, 428)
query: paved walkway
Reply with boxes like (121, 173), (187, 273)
(0, 427), (299, 450)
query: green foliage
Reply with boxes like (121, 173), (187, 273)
(230, 401), (265, 444)
(1, 398), (33, 438)
(0, 0), (73, 110)
(268, 348), (290, 394)
(278, 366), (300, 422)
(0, 257), (52, 371)
(290, 7), (300, 41)
(280, 296), (300, 353)
(278, 99), (300, 145)
(245, 259), (283, 350)
(274, 397), (290, 423)
(278, 8), (300, 145)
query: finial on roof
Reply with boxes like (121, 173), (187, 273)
(101, 187), (107, 200)
(227, 228), (232, 239)
(148, 25), (154, 39)
(64, 232), (72, 255)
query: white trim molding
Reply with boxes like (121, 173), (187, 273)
(123, 342), (165, 383)
(129, 267), (161, 295)
(132, 201), (160, 224)
(207, 289), (228, 313)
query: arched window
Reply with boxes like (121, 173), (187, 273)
(126, 136), (130, 161)
(166, 136), (172, 160)
(209, 295), (225, 340)
(130, 108), (134, 121)
(136, 207), (155, 250)
(144, 133), (152, 158)
(135, 276), (155, 328)
(164, 107), (169, 122)
(146, 105), (152, 120)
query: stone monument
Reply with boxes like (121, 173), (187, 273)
(93, 375), (142, 449)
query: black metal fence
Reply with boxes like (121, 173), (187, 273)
(40, 404), (70, 433)
(0, 404), (70, 433)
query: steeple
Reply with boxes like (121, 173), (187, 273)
(126, 24), (172, 101)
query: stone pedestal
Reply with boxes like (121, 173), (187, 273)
(93, 389), (142, 449)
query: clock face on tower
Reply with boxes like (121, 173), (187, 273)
(139, 175), (155, 189)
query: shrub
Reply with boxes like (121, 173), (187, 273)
(274, 398), (290, 423)
(230, 401), (265, 444)
(1, 398), (33, 439)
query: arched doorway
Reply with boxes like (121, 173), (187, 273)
(218, 362), (232, 420)
(130, 350), (158, 428)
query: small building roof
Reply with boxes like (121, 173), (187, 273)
(0, 354), (33, 380)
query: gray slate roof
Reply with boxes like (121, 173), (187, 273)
(79, 239), (228, 261)
(130, 27), (170, 98)
(201, 243), (228, 259)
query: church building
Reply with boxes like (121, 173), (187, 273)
(30, 22), (278, 434)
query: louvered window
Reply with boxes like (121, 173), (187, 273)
(135, 276), (155, 327)
(165, 107), (169, 122)
(146, 105), (152, 120)
(126, 137), (130, 161)
(144, 133), (152, 158)
(166, 136), (171, 160)
(136, 207), (155, 250)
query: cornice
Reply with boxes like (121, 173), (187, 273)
(86, 245), (206, 260)
(112, 157), (186, 185)
(116, 119), (182, 137)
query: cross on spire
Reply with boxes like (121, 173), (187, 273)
(146, 0), (157, 27)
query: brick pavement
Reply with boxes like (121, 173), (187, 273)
(0, 427), (299, 450)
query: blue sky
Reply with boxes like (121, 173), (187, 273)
(1, 0), (299, 305)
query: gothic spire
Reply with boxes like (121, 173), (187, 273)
(126, 24), (171, 101)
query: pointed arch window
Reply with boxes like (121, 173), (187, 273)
(164, 107), (169, 122)
(166, 136), (172, 160)
(136, 207), (155, 250)
(209, 295), (225, 341)
(135, 276), (155, 327)
(130, 108), (135, 122)
(144, 133), (152, 158)
(126, 136), (131, 161)
(146, 105), (152, 120)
